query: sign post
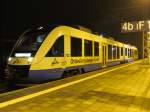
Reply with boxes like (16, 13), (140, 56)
(143, 32), (145, 59)
(121, 20), (150, 64)
(147, 32), (150, 64)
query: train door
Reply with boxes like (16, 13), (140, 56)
(102, 44), (107, 67)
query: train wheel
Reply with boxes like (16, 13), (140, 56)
(81, 68), (85, 74)
(61, 69), (81, 78)
(72, 69), (79, 75)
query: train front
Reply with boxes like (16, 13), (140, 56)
(7, 27), (48, 84)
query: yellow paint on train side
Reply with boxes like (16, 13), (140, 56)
(29, 26), (138, 70)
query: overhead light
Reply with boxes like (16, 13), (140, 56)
(38, 26), (43, 30)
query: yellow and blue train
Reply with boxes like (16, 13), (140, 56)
(7, 25), (138, 84)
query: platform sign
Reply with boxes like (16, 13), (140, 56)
(121, 20), (150, 33)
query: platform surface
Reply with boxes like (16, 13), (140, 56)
(0, 61), (150, 112)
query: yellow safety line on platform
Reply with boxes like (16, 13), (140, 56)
(0, 61), (140, 108)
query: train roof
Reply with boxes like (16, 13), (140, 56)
(30, 25), (137, 49)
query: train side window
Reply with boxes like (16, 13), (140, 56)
(113, 46), (117, 59)
(94, 42), (99, 56)
(131, 49), (133, 57)
(134, 50), (137, 56)
(84, 39), (92, 56)
(108, 45), (112, 60)
(125, 48), (128, 56)
(117, 46), (120, 59)
(128, 49), (130, 58)
(46, 36), (64, 57)
(121, 47), (123, 56)
(129, 49), (132, 58)
(71, 37), (82, 56)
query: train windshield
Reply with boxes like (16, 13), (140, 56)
(12, 31), (48, 56)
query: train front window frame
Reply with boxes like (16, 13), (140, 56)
(11, 31), (48, 57)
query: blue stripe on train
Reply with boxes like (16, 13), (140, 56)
(13, 63), (102, 84)
(29, 68), (63, 82)
(28, 63), (102, 82)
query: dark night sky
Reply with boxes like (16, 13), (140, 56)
(1, 0), (150, 56)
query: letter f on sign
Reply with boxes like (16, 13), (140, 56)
(139, 21), (144, 30)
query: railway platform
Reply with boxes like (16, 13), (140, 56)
(0, 60), (150, 112)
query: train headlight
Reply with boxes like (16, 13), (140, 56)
(8, 57), (12, 61)
(28, 57), (33, 62)
(15, 53), (31, 57)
